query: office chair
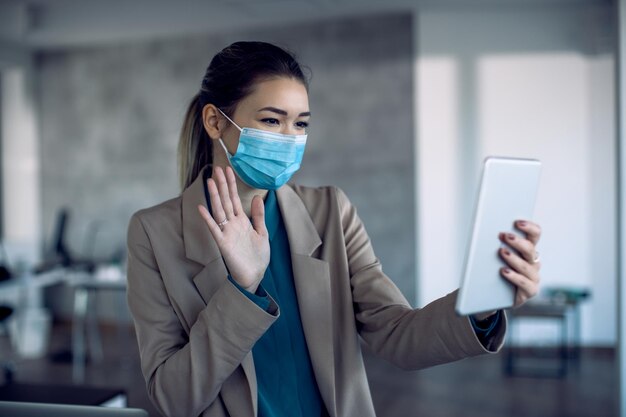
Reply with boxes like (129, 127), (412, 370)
(0, 241), (14, 381)
(0, 306), (14, 384)
(35, 208), (96, 273)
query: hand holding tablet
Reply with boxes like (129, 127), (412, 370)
(456, 157), (542, 316)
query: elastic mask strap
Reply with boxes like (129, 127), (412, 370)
(218, 138), (232, 158)
(218, 108), (243, 132)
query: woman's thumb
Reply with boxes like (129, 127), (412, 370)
(250, 195), (267, 235)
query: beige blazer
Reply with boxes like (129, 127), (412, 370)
(126, 168), (506, 417)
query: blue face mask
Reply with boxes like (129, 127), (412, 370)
(217, 109), (307, 190)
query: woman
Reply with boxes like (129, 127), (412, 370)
(126, 41), (542, 417)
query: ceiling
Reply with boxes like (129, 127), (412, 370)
(0, 0), (614, 50)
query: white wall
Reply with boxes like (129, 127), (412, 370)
(415, 6), (615, 346)
(1, 67), (42, 268)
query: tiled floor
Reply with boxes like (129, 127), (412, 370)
(0, 322), (617, 417)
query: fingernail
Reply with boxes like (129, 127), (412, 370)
(517, 220), (527, 227)
(503, 268), (511, 274)
(499, 232), (505, 240)
(502, 248), (511, 256)
(507, 233), (515, 240)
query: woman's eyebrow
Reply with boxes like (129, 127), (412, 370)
(258, 106), (311, 117)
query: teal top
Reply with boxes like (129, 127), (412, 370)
(216, 189), (325, 417)
(254, 190), (325, 417)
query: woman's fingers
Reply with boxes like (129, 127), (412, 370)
(197, 204), (222, 241)
(515, 220), (541, 246)
(214, 167), (235, 219)
(499, 247), (540, 283)
(208, 166), (240, 226)
(501, 267), (539, 305)
(225, 166), (243, 216)
(498, 220), (543, 308)
(499, 232), (538, 265)
(207, 177), (227, 226)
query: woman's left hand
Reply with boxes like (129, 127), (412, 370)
(499, 220), (542, 308)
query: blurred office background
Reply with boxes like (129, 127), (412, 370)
(0, 0), (620, 416)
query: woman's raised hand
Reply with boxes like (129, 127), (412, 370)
(198, 166), (270, 293)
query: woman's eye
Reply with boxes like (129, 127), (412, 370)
(296, 121), (309, 129)
(261, 118), (279, 126)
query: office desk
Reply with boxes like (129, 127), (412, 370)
(504, 287), (590, 377)
(0, 269), (65, 310)
(65, 270), (127, 383)
(0, 267), (128, 382)
(0, 270), (65, 358)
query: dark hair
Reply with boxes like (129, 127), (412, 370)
(178, 41), (309, 190)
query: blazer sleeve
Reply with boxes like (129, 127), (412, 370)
(126, 212), (278, 417)
(335, 187), (506, 371)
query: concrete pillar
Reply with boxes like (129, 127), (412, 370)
(618, 0), (626, 415)
(1, 66), (42, 267)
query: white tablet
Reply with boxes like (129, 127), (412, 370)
(455, 157), (541, 316)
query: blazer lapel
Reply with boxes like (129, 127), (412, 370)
(276, 185), (337, 417)
(181, 167), (258, 417)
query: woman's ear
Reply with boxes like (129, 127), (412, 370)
(202, 104), (223, 140)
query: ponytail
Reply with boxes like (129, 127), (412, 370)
(178, 93), (212, 190)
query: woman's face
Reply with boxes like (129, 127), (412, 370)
(220, 76), (310, 154)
